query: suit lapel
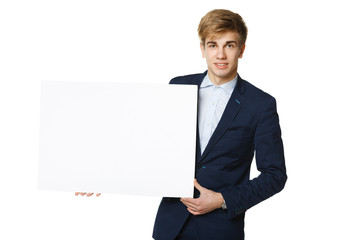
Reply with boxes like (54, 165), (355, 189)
(198, 77), (246, 163)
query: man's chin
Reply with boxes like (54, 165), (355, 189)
(212, 71), (235, 81)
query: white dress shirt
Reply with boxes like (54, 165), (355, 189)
(198, 74), (238, 154)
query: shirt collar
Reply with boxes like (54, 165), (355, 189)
(200, 74), (238, 95)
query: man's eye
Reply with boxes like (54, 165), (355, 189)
(226, 44), (234, 48)
(209, 45), (216, 48)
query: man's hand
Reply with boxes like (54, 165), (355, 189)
(75, 192), (101, 197)
(180, 179), (224, 215)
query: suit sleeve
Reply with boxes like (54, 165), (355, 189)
(220, 97), (287, 219)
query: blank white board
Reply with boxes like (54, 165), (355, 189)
(38, 81), (197, 197)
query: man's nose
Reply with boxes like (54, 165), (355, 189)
(216, 48), (226, 59)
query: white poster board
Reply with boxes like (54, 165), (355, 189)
(38, 81), (197, 197)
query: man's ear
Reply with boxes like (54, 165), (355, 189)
(239, 44), (246, 58)
(200, 43), (206, 58)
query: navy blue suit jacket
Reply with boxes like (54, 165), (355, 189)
(153, 72), (287, 240)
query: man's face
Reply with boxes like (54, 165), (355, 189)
(200, 31), (245, 85)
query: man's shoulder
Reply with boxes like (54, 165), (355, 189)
(169, 72), (275, 102)
(240, 79), (275, 103)
(169, 73), (205, 85)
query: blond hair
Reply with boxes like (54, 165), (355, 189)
(198, 9), (248, 46)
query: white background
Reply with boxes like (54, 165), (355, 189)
(0, 0), (359, 239)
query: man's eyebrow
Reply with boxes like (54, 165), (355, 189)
(225, 41), (238, 45)
(206, 40), (238, 45)
(206, 41), (217, 45)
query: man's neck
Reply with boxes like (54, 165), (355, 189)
(208, 72), (237, 86)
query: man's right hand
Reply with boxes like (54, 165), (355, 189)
(75, 192), (101, 197)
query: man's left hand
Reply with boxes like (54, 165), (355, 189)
(180, 179), (224, 215)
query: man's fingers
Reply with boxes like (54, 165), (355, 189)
(180, 198), (199, 210)
(193, 179), (204, 192)
(181, 201), (196, 209)
(181, 200), (199, 213)
(75, 192), (101, 197)
(180, 198), (198, 205)
(187, 208), (197, 215)
(187, 208), (201, 216)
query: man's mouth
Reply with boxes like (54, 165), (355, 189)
(215, 63), (228, 69)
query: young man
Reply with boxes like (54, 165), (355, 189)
(152, 9), (287, 240)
